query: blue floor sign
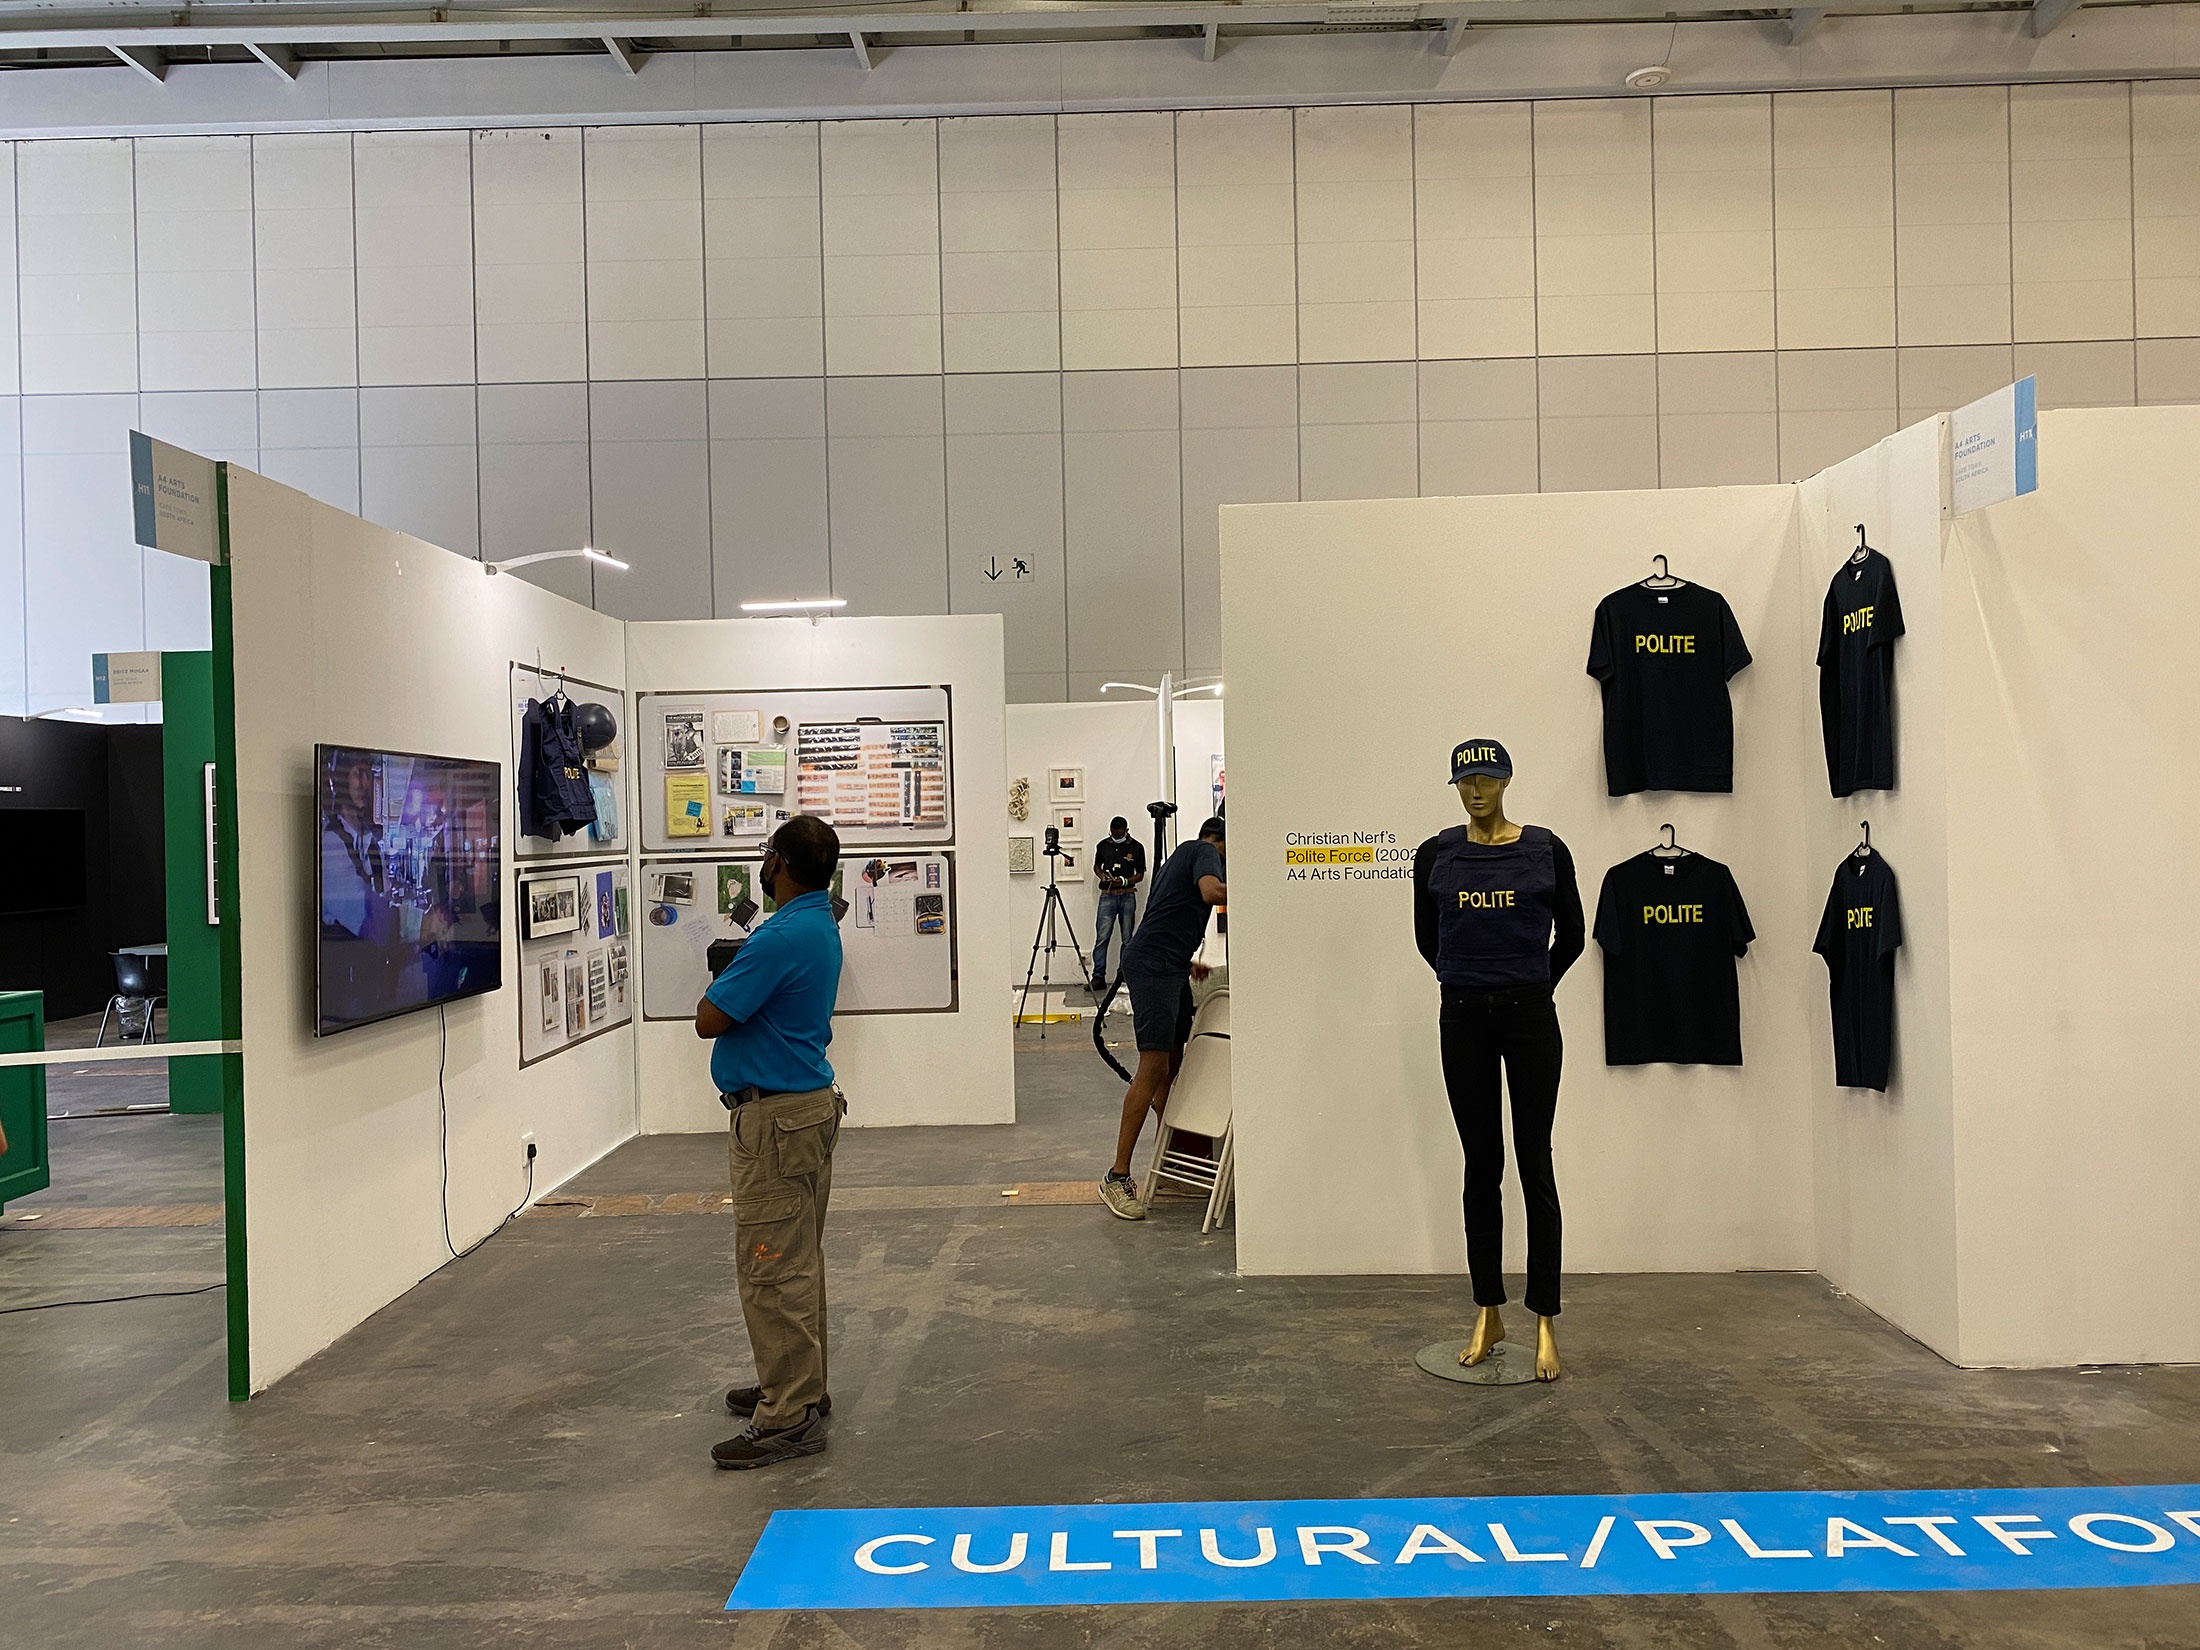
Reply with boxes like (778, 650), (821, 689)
(727, 1484), (2200, 1610)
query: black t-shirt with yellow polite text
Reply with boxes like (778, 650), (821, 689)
(1587, 581), (1753, 796)
(1817, 549), (1906, 797)
(1812, 849), (1903, 1091)
(1593, 851), (1754, 1066)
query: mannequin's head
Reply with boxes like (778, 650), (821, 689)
(1456, 774), (1509, 822)
(1446, 737), (1514, 825)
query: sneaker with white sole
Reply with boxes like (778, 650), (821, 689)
(1099, 1171), (1146, 1220)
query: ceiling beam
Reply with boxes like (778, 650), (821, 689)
(601, 34), (643, 72)
(0, 2), (1865, 55)
(2029, 0), (2083, 36)
(1199, 18), (1220, 58)
(108, 43), (165, 82)
(1785, 7), (1826, 45)
(245, 42), (301, 80)
(1441, 15), (1471, 54)
(849, 28), (874, 69)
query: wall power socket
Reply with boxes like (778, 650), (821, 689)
(521, 1131), (537, 1163)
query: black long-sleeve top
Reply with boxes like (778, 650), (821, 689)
(1413, 824), (1585, 990)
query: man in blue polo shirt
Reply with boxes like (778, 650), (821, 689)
(694, 814), (845, 1470)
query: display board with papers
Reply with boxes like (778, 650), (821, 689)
(639, 852), (958, 1019)
(517, 860), (634, 1065)
(636, 686), (954, 853)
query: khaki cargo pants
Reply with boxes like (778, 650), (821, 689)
(728, 1085), (843, 1431)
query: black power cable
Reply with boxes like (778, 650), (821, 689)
(0, 1282), (225, 1317)
(1092, 977), (1134, 1085)
(437, 1002), (535, 1264)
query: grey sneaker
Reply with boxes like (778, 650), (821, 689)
(1099, 1171), (1147, 1221)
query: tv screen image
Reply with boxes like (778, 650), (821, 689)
(315, 744), (502, 1035)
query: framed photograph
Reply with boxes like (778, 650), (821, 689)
(1054, 845), (1085, 882)
(564, 958), (587, 1036)
(1050, 804), (1084, 843)
(1048, 765), (1085, 803)
(662, 708), (706, 771)
(521, 873), (584, 941)
(539, 959), (562, 1033)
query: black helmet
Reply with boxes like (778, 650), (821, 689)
(571, 701), (618, 751)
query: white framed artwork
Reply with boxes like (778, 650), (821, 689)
(1048, 765), (1085, 804)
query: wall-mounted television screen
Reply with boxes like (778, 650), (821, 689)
(0, 809), (88, 914)
(315, 744), (502, 1036)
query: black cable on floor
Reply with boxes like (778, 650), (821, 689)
(0, 1282), (226, 1317)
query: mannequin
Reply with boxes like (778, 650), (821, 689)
(1410, 738), (1584, 1383)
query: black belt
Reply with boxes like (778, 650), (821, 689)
(720, 1085), (799, 1111)
(1440, 980), (1553, 1003)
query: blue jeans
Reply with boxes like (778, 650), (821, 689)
(1092, 892), (1138, 983)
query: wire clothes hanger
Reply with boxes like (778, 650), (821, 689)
(1644, 553), (1684, 589)
(1652, 822), (1690, 858)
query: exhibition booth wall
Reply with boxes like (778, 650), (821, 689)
(225, 467), (639, 1392)
(1221, 403), (2200, 1368)
(625, 616), (1015, 1133)
(1936, 407), (2200, 1367)
(1001, 698), (1224, 993)
(1222, 482), (1821, 1283)
(1796, 418), (1962, 1357)
(219, 464), (1015, 1387)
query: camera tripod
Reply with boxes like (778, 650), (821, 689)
(1016, 845), (1091, 1040)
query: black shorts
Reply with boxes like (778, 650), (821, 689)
(1124, 964), (1196, 1055)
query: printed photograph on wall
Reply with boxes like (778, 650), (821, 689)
(662, 708), (706, 771)
(522, 874), (583, 941)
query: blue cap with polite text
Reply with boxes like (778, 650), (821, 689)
(1449, 738), (1513, 783)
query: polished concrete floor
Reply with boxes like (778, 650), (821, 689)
(3, 1031), (2198, 1648)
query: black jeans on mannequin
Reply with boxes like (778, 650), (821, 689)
(1438, 982), (1563, 1318)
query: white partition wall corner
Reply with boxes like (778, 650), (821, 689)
(223, 465), (638, 1393)
(625, 615), (1015, 1133)
(220, 473), (1016, 1393)
(1220, 402), (2200, 1369)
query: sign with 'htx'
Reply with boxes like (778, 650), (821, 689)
(727, 1484), (2200, 1610)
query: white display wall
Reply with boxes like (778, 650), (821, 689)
(1001, 698), (1224, 993)
(224, 466), (639, 1393)
(1221, 483), (1818, 1283)
(625, 615), (1015, 1132)
(1221, 404), (2200, 1368)
(1822, 405), (2200, 1369)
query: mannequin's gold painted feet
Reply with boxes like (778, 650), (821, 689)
(1460, 1306), (1505, 1366)
(1534, 1315), (1561, 1382)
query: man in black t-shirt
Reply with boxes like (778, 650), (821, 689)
(1593, 851), (1754, 1065)
(1586, 579), (1752, 795)
(1814, 849), (1902, 1090)
(1099, 818), (1226, 1220)
(1089, 816), (1146, 992)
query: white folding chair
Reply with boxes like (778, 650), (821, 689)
(1144, 990), (1234, 1232)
